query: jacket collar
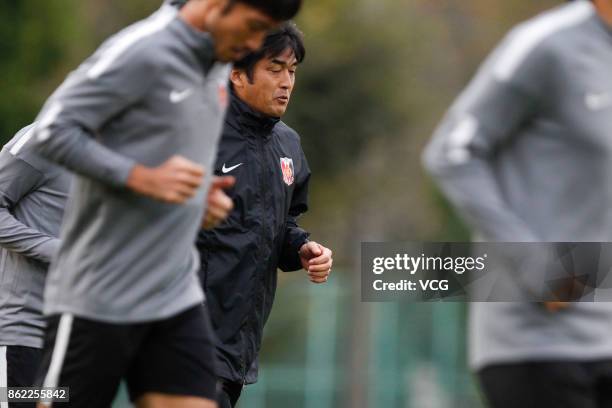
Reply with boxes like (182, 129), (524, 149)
(227, 89), (280, 136)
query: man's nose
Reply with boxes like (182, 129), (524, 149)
(279, 70), (292, 89)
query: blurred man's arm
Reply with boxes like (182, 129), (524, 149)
(0, 146), (59, 263)
(423, 30), (566, 308)
(31, 50), (151, 189)
(422, 29), (551, 242)
(32, 42), (202, 203)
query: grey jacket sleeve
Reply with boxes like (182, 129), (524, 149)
(31, 43), (159, 187)
(422, 30), (552, 242)
(0, 148), (59, 263)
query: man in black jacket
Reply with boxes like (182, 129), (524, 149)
(197, 23), (333, 408)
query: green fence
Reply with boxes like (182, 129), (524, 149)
(238, 271), (484, 408)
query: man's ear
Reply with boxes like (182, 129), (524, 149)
(230, 69), (247, 89)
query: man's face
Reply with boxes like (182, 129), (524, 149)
(207, 2), (280, 62)
(234, 48), (298, 117)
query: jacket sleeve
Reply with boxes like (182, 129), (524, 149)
(0, 144), (59, 264)
(31, 40), (160, 187)
(278, 148), (311, 272)
(423, 29), (560, 298)
(422, 28), (552, 242)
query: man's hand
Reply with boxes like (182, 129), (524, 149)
(202, 176), (235, 229)
(299, 241), (333, 284)
(126, 155), (204, 204)
(543, 301), (571, 313)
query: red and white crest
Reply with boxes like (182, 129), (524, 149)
(280, 157), (294, 186)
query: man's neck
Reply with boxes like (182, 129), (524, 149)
(595, 0), (612, 26)
(233, 89), (264, 117)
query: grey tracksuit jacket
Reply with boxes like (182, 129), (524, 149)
(423, 0), (612, 370)
(0, 124), (70, 348)
(32, 4), (230, 323)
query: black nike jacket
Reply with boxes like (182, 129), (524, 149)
(197, 92), (311, 384)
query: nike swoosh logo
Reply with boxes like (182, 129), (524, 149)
(222, 163), (243, 173)
(585, 92), (611, 111)
(169, 88), (194, 104)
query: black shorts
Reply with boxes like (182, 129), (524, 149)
(478, 360), (612, 408)
(35, 304), (217, 408)
(1, 345), (43, 408)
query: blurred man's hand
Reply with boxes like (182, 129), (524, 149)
(543, 301), (571, 313)
(299, 241), (333, 284)
(127, 155), (204, 203)
(202, 176), (235, 229)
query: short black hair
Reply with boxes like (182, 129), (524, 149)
(233, 22), (305, 81)
(176, 0), (301, 20)
(233, 0), (302, 21)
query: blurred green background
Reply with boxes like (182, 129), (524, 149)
(0, 0), (559, 406)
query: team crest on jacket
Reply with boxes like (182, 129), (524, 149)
(280, 157), (294, 186)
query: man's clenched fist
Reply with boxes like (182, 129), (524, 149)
(299, 241), (333, 284)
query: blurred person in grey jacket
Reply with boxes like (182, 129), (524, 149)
(28, 0), (300, 407)
(423, 0), (612, 407)
(0, 124), (70, 407)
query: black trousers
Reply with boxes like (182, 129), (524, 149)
(478, 361), (612, 408)
(217, 379), (243, 408)
(2, 345), (43, 408)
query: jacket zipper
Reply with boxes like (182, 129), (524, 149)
(241, 131), (269, 384)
